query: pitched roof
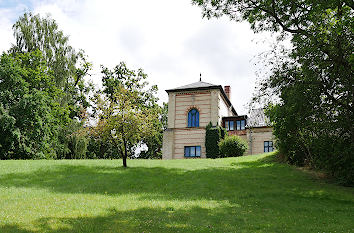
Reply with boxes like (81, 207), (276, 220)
(247, 108), (271, 128)
(166, 81), (220, 91)
(166, 81), (237, 115)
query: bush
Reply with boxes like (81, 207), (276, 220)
(205, 122), (227, 158)
(267, 104), (354, 186)
(205, 124), (221, 158)
(219, 135), (248, 157)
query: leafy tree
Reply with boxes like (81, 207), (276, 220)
(161, 102), (168, 131)
(192, 0), (353, 184)
(94, 62), (160, 167)
(0, 51), (70, 159)
(138, 102), (167, 159)
(4, 12), (95, 159)
(10, 12), (92, 118)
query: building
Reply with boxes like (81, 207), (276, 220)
(162, 80), (274, 159)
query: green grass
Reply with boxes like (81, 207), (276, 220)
(0, 153), (353, 232)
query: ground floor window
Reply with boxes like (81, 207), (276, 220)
(264, 141), (273, 152)
(184, 146), (201, 157)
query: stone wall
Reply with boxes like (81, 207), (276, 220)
(218, 92), (234, 125)
(162, 129), (174, 159)
(163, 90), (213, 159)
(246, 127), (274, 155)
(173, 128), (206, 159)
(174, 91), (212, 128)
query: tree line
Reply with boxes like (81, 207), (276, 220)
(0, 13), (167, 165)
(192, 0), (353, 185)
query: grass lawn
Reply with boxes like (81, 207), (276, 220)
(0, 153), (353, 232)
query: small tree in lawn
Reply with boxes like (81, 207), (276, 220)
(95, 62), (159, 167)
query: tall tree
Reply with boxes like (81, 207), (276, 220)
(0, 12), (94, 159)
(10, 12), (92, 116)
(192, 0), (353, 184)
(94, 62), (160, 167)
(0, 50), (70, 159)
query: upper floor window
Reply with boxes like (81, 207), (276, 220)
(236, 120), (246, 130)
(188, 109), (199, 127)
(225, 120), (234, 131)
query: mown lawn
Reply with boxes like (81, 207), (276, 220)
(0, 153), (353, 232)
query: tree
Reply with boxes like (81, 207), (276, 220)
(0, 12), (94, 160)
(0, 50), (70, 159)
(10, 12), (92, 118)
(138, 102), (167, 159)
(192, 0), (353, 184)
(94, 62), (160, 167)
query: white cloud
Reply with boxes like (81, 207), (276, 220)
(0, 0), (276, 114)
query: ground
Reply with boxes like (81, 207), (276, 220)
(0, 153), (353, 232)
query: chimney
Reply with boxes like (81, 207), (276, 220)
(224, 86), (231, 100)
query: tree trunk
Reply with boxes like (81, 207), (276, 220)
(123, 155), (127, 167)
(123, 138), (128, 167)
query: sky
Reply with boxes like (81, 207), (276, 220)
(0, 0), (276, 114)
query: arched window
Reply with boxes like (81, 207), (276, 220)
(188, 109), (199, 127)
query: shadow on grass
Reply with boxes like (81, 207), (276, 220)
(0, 205), (253, 233)
(1, 157), (353, 232)
(0, 157), (352, 205)
(1, 198), (353, 233)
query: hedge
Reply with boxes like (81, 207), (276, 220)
(219, 135), (248, 157)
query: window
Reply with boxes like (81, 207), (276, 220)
(236, 120), (246, 130)
(264, 141), (273, 152)
(225, 120), (234, 131)
(188, 109), (199, 127)
(184, 146), (201, 157)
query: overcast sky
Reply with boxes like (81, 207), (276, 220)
(0, 0), (276, 114)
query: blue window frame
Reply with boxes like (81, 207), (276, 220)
(236, 120), (246, 130)
(225, 120), (234, 131)
(264, 141), (274, 152)
(184, 146), (201, 157)
(188, 109), (199, 127)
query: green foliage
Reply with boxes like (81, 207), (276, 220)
(220, 126), (227, 139)
(219, 135), (248, 157)
(205, 122), (227, 158)
(0, 106), (20, 159)
(137, 102), (167, 159)
(85, 136), (120, 159)
(192, 0), (354, 185)
(0, 12), (166, 161)
(10, 12), (93, 120)
(0, 12), (97, 160)
(161, 102), (168, 131)
(67, 134), (88, 159)
(94, 62), (161, 166)
(0, 51), (70, 159)
(0, 12), (96, 160)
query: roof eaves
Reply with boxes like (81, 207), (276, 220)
(165, 86), (220, 93)
(165, 84), (238, 116)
